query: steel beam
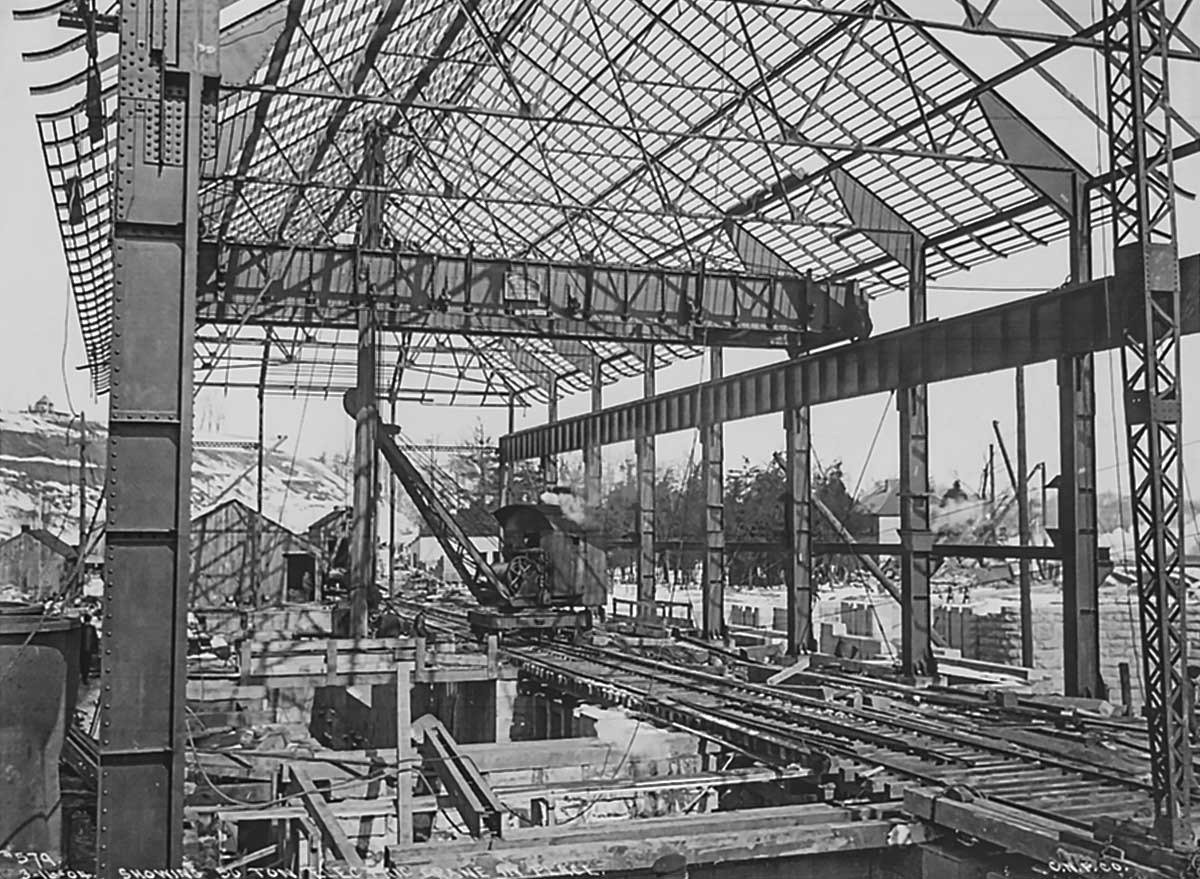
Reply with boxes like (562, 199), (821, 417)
(1059, 179), (1102, 699)
(702, 348), (725, 641)
(899, 244), (934, 678)
(1103, 0), (1190, 846)
(499, 253), (1200, 462)
(350, 122), (385, 638)
(784, 406), (813, 654)
(196, 241), (868, 348)
(99, 0), (219, 869)
(637, 346), (657, 623)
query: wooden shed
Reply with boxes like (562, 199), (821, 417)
(190, 499), (319, 611)
(0, 526), (77, 600)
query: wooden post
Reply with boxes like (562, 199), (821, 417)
(395, 663), (413, 845)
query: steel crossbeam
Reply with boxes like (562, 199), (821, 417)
(1103, 0), (1191, 847)
(499, 253), (1200, 462)
(195, 241), (870, 348)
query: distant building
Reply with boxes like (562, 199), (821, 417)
(29, 395), (56, 416)
(306, 506), (351, 572)
(860, 479), (901, 544)
(190, 499), (319, 610)
(405, 505), (498, 577)
(0, 526), (77, 600)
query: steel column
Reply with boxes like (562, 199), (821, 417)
(1102, 0), (1190, 846)
(542, 377), (559, 488)
(899, 243), (934, 678)
(584, 359), (602, 510)
(784, 406), (814, 654)
(1059, 178), (1102, 698)
(637, 346), (657, 622)
(702, 348), (726, 640)
(350, 121), (386, 637)
(1016, 366), (1033, 667)
(99, 0), (219, 868)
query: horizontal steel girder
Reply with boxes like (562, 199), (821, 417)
(500, 253), (1200, 462)
(196, 241), (870, 348)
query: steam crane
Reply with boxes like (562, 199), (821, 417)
(344, 394), (608, 636)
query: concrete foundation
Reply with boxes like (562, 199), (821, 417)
(312, 677), (509, 748)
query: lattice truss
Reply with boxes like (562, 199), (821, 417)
(13, 0), (1200, 402)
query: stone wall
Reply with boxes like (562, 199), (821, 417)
(934, 582), (1200, 706)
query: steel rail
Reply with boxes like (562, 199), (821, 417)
(516, 640), (1152, 792)
(507, 641), (1153, 835)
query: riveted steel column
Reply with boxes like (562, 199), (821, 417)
(584, 359), (602, 511)
(702, 348), (725, 640)
(785, 406), (813, 654)
(1059, 177), (1102, 698)
(637, 346), (657, 622)
(100, 0), (219, 868)
(350, 121), (386, 638)
(542, 377), (559, 489)
(899, 242), (934, 678)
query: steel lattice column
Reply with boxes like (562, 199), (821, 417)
(637, 346), (657, 623)
(702, 348), (726, 640)
(1102, 0), (1190, 846)
(784, 406), (814, 654)
(899, 242), (934, 678)
(350, 121), (386, 638)
(99, 0), (219, 869)
(1059, 176), (1103, 699)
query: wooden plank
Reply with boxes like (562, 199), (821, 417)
(903, 788), (1171, 879)
(186, 681), (267, 701)
(290, 765), (367, 868)
(385, 818), (930, 878)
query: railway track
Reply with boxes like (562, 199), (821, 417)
(392, 600), (1194, 875)
(508, 641), (1153, 822)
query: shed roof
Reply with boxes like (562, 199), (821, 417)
(2, 527), (77, 559)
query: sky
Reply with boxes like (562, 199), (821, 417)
(1, 1), (1199, 509)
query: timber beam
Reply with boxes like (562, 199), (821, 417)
(196, 241), (869, 347)
(384, 804), (931, 878)
(500, 253), (1200, 462)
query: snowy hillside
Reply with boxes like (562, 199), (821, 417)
(0, 400), (418, 549)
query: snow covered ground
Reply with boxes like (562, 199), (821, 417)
(0, 405), (419, 547)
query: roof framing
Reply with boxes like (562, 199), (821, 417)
(13, 0), (1198, 400)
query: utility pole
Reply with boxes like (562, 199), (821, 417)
(254, 338), (269, 606)
(389, 396), (396, 597)
(350, 120), (386, 637)
(67, 412), (89, 557)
